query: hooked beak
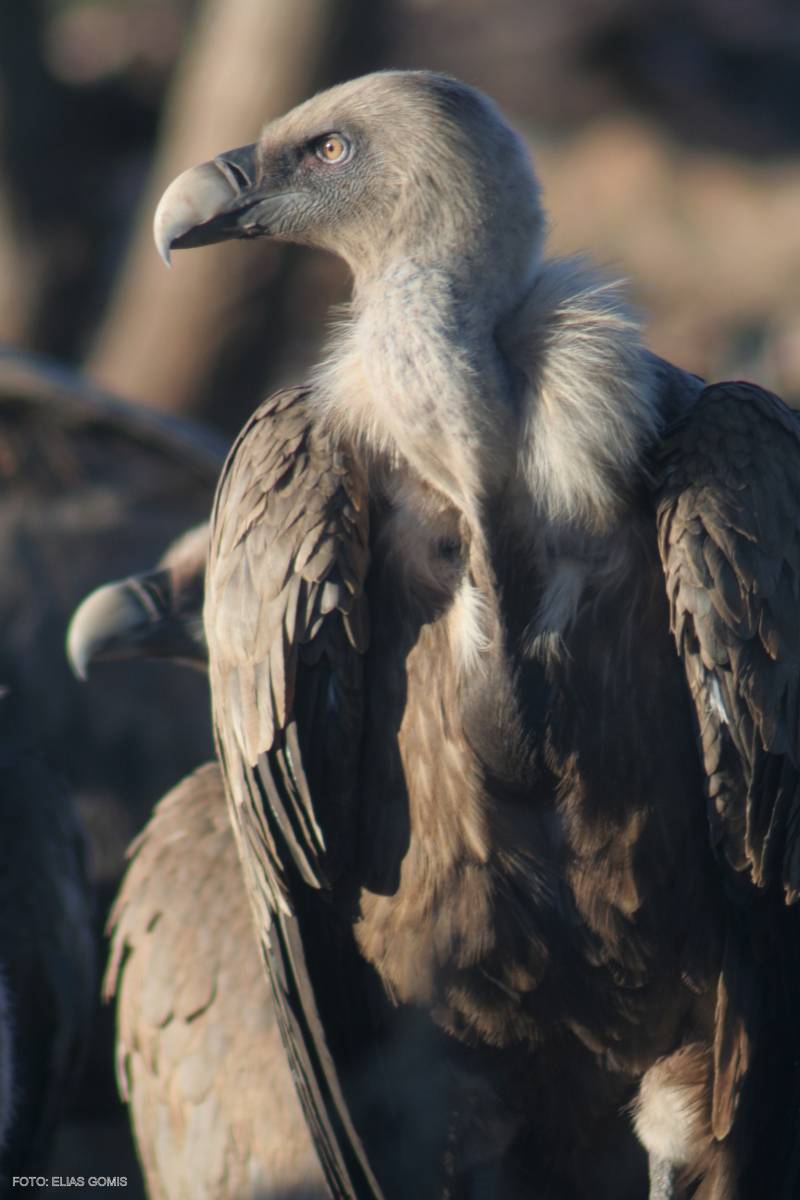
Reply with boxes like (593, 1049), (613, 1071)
(153, 142), (298, 265)
(66, 570), (206, 681)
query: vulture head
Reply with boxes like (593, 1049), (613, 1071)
(154, 71), (544, 296)
(66, 523), (208, 679)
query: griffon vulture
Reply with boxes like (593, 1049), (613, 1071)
(154, 71), (800, 1199)
(68, 534), (327, 1200)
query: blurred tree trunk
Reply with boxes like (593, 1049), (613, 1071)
(86, 0), (388, 431)
(0, 0), (167, 362)
(0, 176), (41, 349)
(0, 0), (61, 345)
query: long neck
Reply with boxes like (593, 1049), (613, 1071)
(313, 256), (530, 520)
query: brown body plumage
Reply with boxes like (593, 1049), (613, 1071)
(154, 72), (800, 1199)
(106, 762), (327, 1200)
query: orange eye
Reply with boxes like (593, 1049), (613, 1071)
(315, 134), (350, 164)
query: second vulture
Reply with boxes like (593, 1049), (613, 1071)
(67, 529), (327, 1200)
(154, 71), (800, 1200)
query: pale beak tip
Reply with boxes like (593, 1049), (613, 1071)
(153, 207), (174, 267)
(66, 637), (89, 683)
(65, 580), (143, 682)
(65, 610), (91, 681)
(153, 159), (240, 269)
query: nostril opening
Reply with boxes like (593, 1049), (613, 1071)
(218, 157), (252, 192)
(229, 161), (251, 189)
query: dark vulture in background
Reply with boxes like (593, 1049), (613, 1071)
(0, 706), (95, 1187)
(67, 534), (327, 1200)
(0, 349), (224, 1191)
(154, 72), (800, 1199)
(0, 348), (222, 844)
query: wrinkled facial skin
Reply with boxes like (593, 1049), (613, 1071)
(247, 118), (385, 250)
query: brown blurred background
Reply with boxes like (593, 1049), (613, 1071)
(1, 0), (799, 1194)
(3, 0), (800, 432)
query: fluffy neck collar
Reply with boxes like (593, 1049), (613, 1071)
(500, 256), (661, 534)
(309, 254), (660, 537)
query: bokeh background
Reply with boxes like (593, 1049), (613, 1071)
(5, 0), (800, 428)
(1, 0), (799, 1195)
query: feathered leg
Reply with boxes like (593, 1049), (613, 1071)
(634, 1045), (714, 1200)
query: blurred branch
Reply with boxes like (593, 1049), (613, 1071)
(86, 0), (388, 429)
(0, 345), (227, 476)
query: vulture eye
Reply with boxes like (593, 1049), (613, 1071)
(314, 133), (351, 164)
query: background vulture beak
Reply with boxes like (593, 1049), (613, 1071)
(153, 142), (289, 265)
(67, 569), (202, 679)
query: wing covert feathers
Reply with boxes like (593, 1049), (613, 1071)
(207, 386), (369, 896)
(206, 387), (384, 1200)
(655, 382), (800, 902)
